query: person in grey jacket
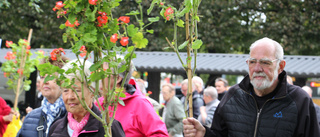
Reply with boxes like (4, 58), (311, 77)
(17, 55), (69, 137)
(302, 85), (320, 126)
(198, 86), (220, 127)
(161, 83), (186, 137)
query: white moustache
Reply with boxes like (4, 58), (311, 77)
(252, 72), (266, 77)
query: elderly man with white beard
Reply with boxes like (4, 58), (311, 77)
(182, 37), (320, 137)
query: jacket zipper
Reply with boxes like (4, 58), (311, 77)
(253, 109), (261, 137)
(242, 89), (286, 137)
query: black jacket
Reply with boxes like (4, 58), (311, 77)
(205, 71), (320, 137)
(49, 105), (125, 137)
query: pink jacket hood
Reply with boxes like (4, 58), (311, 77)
(95, 79), (169, 137)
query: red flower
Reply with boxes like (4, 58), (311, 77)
(160, 2), (164, 5)
(148, 91), (152, 95)
(26, 45), (31, 50)
(110, 34), (118, 43)
(50, 48), (65, 61)
(65, 20), (80, 27)
(89, 0), (98, 5)
(79, 45), (87, 57)
(120, 37), (129, 46)
(4, 51), (15, 60)
(164, 7), (174, 20)
(97, 15), (108, 27)
(65, 20), (73, 27)
(17, 69), (23, 75)
(55, 1), (65, 10)
(118, 16), (130, 24)
(26, 50), (30, 55)
(6, 41), (13, 48)
(57, 10), (67, 18)
(98, 11), (107, 16)
(3, 72), (9, 78)
(38, 50), (45, 55)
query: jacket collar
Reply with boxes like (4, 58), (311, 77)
(239, 70), (288, 98)
(51, 104), (101, 136)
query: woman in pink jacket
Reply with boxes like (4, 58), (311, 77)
(95, 56), (168, 137)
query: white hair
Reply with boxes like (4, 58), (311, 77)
(250, 37), (284, 60)
(204, 86), (218, 100)
(136, 81), (147, 94)
(302, 86), (313, 97)
(62, 59), (95, 90)
(192, 76), (204, 87)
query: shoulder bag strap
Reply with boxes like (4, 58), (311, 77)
(37, 116), (44, 137)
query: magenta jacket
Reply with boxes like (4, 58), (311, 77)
(95, 79), (169, 137)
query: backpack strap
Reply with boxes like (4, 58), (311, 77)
(37, 115), (44, 137)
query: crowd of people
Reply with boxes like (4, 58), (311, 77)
(1, 37), (320, 137)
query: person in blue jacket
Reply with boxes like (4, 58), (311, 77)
(17, 56), (69, 137)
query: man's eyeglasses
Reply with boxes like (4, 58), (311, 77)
(246, 58), (279, 67)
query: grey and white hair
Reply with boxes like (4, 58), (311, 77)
(192, 76), (204, 87)
(62, 59), (95, 90)
(161, 83), (176, 94)
(204, 86), (218, 100)
(249, 37), (284, 60)
(181, 79), (188, 86)
(215, 77), (228, 87)
(136, 81), (147, 95)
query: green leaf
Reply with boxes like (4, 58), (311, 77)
(75, 3), (84, 13)
(126, 10), (140, 16)
(89, 71), (105, 81)
(112, 0), (121, 8)
(146, 29), (154, 34)
(118, 99), (125, 106)
(89, 61), (103, 72)
(177, 19), (185, 27)
(85, 6), (97, 22)
(68, 13), (76, 24)
(147, 0), (158, 15)
(148, 17), (159, 22)
(163, 47), (170, 50)
(177, 0), (192, 17)
(83, 33), (97, 43)
(131, 32), (148, 49)
(127, 24), (139, 37)
(108, 19), (120, 34)
(119, 92), (126, 98)
(118, 65), (126, 73)
(178, 41), (188, 50)
(62, 33), (68, 43)
(44, 75), (55, 84)
(72, 40), (83, 53)
(23, 84), (31, 91)
(59, 24), (66, 30)
(127, 46), (135, 53)
(195, 15), (200, 22)
(192, 39), (203, 49)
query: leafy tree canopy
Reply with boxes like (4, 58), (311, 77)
(1, 0), (320, 55)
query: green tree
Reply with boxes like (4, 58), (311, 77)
(2, 0), (320, 54)
(0, 0), (65, 48)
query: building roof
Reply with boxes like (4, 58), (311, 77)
(1, 49), (319, 78)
